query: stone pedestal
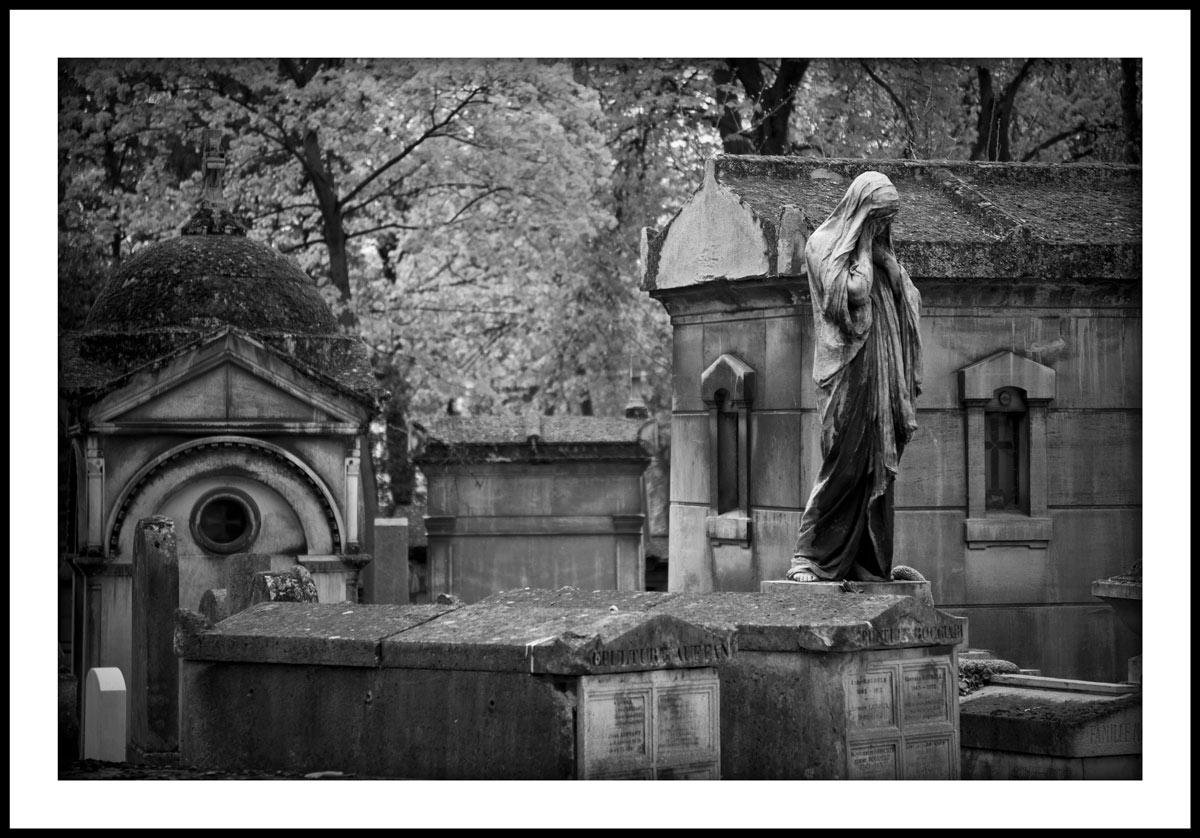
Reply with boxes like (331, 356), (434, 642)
(761, 578), (935, 608)
(177, 597), (732, 779)
(129, 517), (178, 761)
(480, 587), (966, 779)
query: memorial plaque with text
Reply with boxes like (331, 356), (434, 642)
(848, 668), (897, 731)
(578, 669), (720, 779)
(844, 655), (959, 779)
(849, 741), (900, 780)
(904, 735), (954, 779)
(902, 661), (952, 727)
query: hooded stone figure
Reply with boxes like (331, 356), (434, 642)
(787, 171), (923, 583)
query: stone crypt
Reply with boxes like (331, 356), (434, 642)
(641, 155), (1141, 682)
(58, 133), (386, 699)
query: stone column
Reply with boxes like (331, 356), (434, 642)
(129, 516), (178, 760)
(367, 518), (410, 604)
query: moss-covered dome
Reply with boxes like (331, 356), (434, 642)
(83, 234), (339, 335)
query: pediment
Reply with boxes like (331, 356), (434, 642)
(87, 331), (367, 427)
(958, 351), (1056, 402)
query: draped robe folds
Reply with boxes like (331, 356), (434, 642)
(788, 173), (923, 582)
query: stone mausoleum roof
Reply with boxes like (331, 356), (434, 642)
(419, 415), (653, 465)
(60, 221), (381, 408)
(60, 129), (383, 408)
(642, 155), (1142, 290)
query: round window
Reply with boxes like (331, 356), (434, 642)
(190, 488), (260, 555)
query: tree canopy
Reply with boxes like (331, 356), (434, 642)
(59, 57), (1140, 507)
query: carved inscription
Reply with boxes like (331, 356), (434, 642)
(848, 670), (896, 730)
(1088, 722), (1141, 745)
(845, 656), (959, 779)
(589, 693), (648, 760)
(589, 640), (732, 669)
(579, 669), (721, 779)
(904, 736), (953, 779)
(902, 663), (951, 726)
(657, 687), (713, 752)
(849, 742), (899, 780)
(851, 624), (963, 648)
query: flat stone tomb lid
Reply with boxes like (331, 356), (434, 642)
(960, 686), (1141, 757)
(180, 602), (460, 667)
(653, 592), (966, 654)
(379, 604), (735, 675)
(477, 587), (677, 611)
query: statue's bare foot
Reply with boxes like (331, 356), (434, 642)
(787, 569), (820, 582)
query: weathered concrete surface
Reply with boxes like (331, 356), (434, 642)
(380, 605), (735, 675)
(177, 596), (733, 779)
(178, 602), (458, 667)
(653, 591), (965, 654)
(181, 662), (579, 779)
(468, 588), (964, 779)
(761, 579), (935, 608)
(960, 682), (1141, 779)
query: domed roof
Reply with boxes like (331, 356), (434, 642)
(83, 233), (339, 335)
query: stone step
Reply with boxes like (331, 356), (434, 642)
(958, 648), (1000, 660)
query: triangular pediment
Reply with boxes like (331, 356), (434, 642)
(87, 330), (368, 427)
(958, 351), (1056, 402)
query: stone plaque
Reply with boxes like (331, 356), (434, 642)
(578, 668), (720, 779)
(904, 734), (954, 779)
(849, 740), (900, 780)
(844, 655), (959, 779)
(901, 661), (952, 726)
(586, 689), (650, 763)
(657, 685), (715, 755)
(847, 668), (897, 730)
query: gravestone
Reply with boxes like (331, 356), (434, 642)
(83, 667), (127, 762)
(129, 516), (179, 761)
(177, 598), (733, 779)
(199, 588), (229, 624)
(369, 517), (410, 604)
(224, 553), (272, 616)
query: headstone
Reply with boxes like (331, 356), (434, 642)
(225, 553), (272, 616)
(129, 516), (179, 759)
(249, 565), (319, 606)
(369, 518), (410, 605)
(198, 588), (229, 624)
(83, 667), (127, 762)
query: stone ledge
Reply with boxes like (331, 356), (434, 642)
(965, 516), (1052, 548)
(760, 579), (934, 608)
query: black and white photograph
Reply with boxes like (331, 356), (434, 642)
(13, 8), (1190, 830)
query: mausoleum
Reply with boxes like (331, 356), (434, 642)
(416, 414), (656, 602)
(58, 135), (385, 691)
(642, 155), (1141, 681)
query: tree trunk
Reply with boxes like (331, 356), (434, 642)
(300, 128), (355, 325)
(971, 61), (1034, 162)
(757, 58), (809, 155)
(1120, 58), (1140, 164)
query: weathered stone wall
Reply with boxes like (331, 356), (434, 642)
(659, 278), (1140, 682)
(423, 461), (649, 602)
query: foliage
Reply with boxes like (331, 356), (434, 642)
(59, 58), (1139, 508)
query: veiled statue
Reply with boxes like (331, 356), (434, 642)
(786, 172), (924, 583)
